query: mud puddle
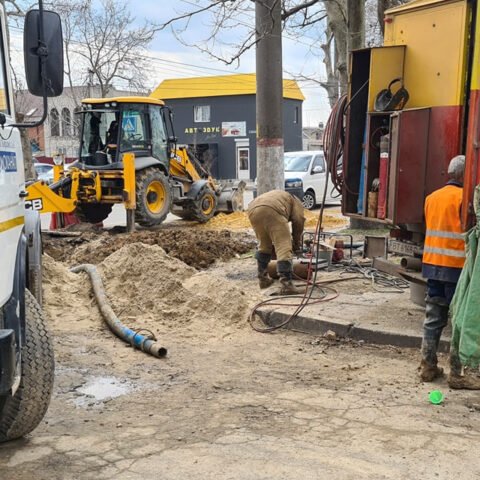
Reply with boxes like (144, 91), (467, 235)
(73, 376), (133, 407)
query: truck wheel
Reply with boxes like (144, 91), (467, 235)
(0, 290), (54, 442)
(135, 168), (171, 227)
(76, 204), (113, 224)
(182, 187), (217, 223)
(195, 187), (217, 223)
(302, 190), (316, 210)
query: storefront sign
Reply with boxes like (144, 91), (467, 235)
(184, 126), (221, 134)
(222, 121), (246, 137)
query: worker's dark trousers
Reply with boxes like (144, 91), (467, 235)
(256, 251), (271, 275)
(421, 279), (457, 365)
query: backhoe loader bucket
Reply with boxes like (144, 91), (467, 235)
(215, 180), (246, 213)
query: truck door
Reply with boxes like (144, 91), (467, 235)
(0, 23), (24, 307)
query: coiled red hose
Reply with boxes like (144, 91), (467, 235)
(323, 94), (347, 195)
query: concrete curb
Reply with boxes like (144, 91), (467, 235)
(257, 309), (450, 352)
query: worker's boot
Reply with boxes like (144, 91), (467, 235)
(277, 260), (304, 295)
(256, 252), (274, 289)
(418, 297), (448, 382)
(448, 351), (480, 390)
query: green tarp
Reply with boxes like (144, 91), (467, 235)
(451, 187), (480, 368)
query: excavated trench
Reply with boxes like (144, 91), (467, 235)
(43, 227), (256, 269)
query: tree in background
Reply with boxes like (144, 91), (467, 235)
(1, 0), (158, 178)
(54, 0), (156, 99)
(160, 0), (408, 108)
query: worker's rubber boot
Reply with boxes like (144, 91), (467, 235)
(256, 252), (274, 289)
(277, 260), (304, 295)
(448, 351), (480, 390)
(419, 358), (444, 382)
(418, 297), (448, 382)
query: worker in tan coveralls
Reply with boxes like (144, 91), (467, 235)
(248, 190), (305, 295)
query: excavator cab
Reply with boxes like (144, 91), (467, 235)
(78, 98), (171, 175)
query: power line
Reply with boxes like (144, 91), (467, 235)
(8, 15), (327, 87)
(179, 0), (325, 50)
(7, 19), (330, 101)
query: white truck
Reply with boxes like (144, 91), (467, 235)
(0, 3), (63, 441)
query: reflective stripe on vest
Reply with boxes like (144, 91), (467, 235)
(423, 246), (466, 258)
(425, 229), (465, 240)
(422, 185), (465, 269)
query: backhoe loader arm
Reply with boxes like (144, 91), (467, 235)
(25, 180), (77, 214)
(169, 148), (202, 182)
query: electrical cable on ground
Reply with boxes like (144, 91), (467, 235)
(332, 260), (410, 293)
(249, 93), (407, 333)
(249, 111), (341, 333)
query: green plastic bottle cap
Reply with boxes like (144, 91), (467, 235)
(429, 390), (444, 405)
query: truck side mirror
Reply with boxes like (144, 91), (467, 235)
(24, 9), (64, 97)
(312, 165), (324, 174)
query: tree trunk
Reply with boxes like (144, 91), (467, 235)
(16, 112), (36, 181)
(347, 0), (365, 52)
(255, 0), (284, 195)
(321, 27), (340, 108)
(377, 0), (389, 37)
(324, 1), (348, 95)
(377, 1), (408, 38)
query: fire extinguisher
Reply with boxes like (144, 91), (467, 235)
(377, 133), (390, 219)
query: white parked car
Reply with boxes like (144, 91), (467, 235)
(284, 150), (341, 210)
(34, 162), (54, 183)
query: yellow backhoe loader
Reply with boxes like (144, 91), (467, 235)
(25, 96), (245, 226)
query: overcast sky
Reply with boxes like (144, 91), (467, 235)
(10, 0), (331, 127)
(130, 0), (331, 127)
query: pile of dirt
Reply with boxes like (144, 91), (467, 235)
(43, 243), (262, 339)
(197, 211), (252, 230)
(101, 243), (258, 334)
(303, 209), (348, 229)
(198, 209), (348, 231)
(42, 254), (102, 331)
(43, 228), (256, 269)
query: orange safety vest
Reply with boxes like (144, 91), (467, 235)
(423, 184), (465, 269)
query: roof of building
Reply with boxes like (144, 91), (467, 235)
(82, 96), (165, 106)
(150, 73), (305, 101)
(386, 0), (451, 14)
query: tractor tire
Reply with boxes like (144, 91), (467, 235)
(184, 187), (217, 223)
(0, 290), (55, 442)
(135, 168), (172, 227)
(76, 204), (113, 224)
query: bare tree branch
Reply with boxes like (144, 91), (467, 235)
(54, 0), (155, 99)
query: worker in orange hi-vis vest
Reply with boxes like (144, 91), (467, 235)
(419, 155), (480, 388)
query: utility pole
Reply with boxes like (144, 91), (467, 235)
(347, 0), (365, 53)
(255, 0), (284, 195)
